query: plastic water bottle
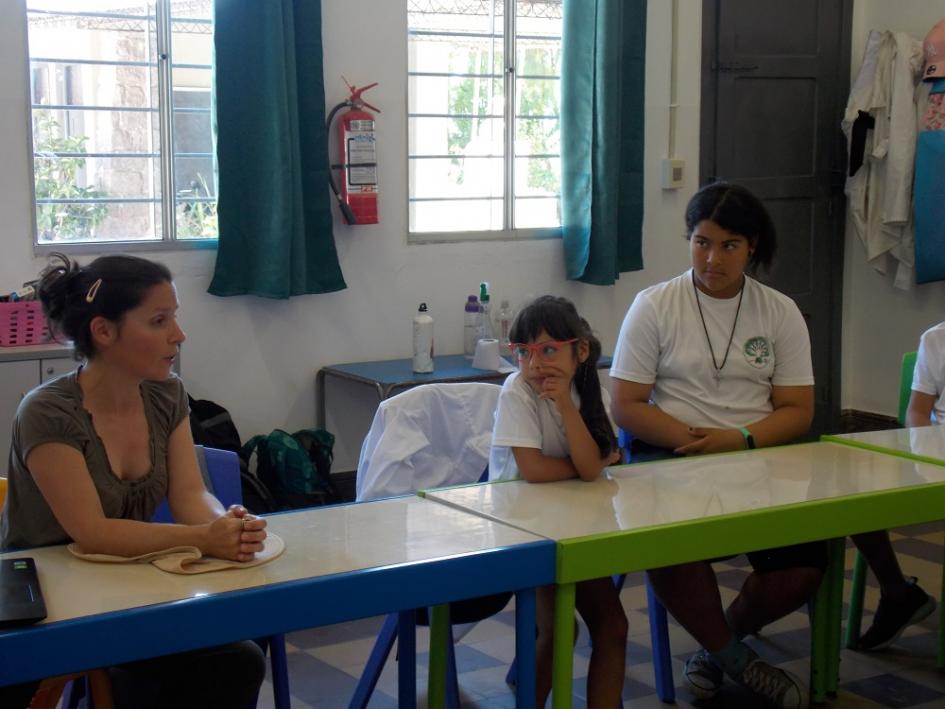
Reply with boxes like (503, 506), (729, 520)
(412, 303), (434, 373)
(463, 295), (480, 358)
(478, 282), (495, 341)
(495, 299), (514, 357)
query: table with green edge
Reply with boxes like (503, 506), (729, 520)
(423, 441), (945, 707)
(822, 425), (945, 664)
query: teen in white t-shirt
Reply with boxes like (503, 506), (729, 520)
(489, 295), (625, 708)
(612, 269), (814, 430)
(611, 183), (819, 707)
(908, 321), (945, 425)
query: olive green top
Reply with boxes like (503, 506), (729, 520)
(1, 370), (188, 550)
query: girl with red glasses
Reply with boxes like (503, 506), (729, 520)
(489, 295), (626, 707)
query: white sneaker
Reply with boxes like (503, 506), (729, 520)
(684, 649), (724, 699)
(732, 654), (808, 709)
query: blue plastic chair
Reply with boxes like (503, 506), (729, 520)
(63, 446), (287, 709)
(503, 429), (675, 705)
(350, 383), (507, 709)
(618, 429), (675, 702)
(152, 446), (290, 709)
(350, 465), (508, 709)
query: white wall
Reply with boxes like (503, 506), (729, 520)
(842, 1), (945, 417)
(0, 1), (702, 470)
(5, 1), (941, 468)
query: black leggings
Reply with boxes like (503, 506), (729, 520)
(0, 640), (266, 709)
(110, 640), (267, 709)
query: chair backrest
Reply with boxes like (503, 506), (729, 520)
(618, 428), (632, 463)
(356, 383), (502, 501)
(898, 351), (918, 426)
(152, 445), (242, 522)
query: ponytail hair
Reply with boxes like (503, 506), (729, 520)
(38, 252), (173, 360)
(509, 295), (617, 458)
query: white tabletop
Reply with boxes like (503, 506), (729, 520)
(2, 495), (546, 626)
(426, 442), (945, 541)
(825, 425), (945, 464)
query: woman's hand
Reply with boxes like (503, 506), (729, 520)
(673, 427), (745, 456)
(204, 505), (268, 562)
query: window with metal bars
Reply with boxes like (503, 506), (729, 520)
(26, 0), (215, 249)
(407, 0), (563, 241)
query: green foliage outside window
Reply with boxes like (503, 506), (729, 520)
(33, 111), (108, 242)
(447, 49), (496, 184)
(176, 173), (218, 238)
(518, 46), (560, 195)
(446, 44), (560, 195)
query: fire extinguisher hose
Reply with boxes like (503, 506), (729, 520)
(326, 100), (358, 225)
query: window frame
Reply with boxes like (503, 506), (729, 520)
(26, 1), (218, 255)
(406, 1), (563, 244)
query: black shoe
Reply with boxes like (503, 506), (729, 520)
(856, 577), (936, 651)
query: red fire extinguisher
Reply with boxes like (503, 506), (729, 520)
(327, 79), (380, 225)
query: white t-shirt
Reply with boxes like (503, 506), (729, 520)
(489, 370), (616, 481)
(912, 321), (945, 424)
(610, 269), (814, 429)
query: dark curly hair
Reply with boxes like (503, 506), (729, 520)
(509, 295), (617, 459)
(38, 252), (173, 360)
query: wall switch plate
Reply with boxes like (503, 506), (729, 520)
(661, 158), (685, 189)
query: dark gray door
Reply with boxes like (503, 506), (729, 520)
(700, 0), (852, 436)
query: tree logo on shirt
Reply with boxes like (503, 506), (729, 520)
(743, 336), (771, 368)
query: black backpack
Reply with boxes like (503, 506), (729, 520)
(188, 395), (242, 452)
(188, 395), (278, 514)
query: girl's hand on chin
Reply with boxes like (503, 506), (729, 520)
(539, 374), (572, 409)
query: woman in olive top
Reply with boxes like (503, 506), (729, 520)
(0, 253), (266, 708)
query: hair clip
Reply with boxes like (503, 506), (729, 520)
(85, 278), (102, 303)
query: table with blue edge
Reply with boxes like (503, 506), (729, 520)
(316, 353), (612, 428)
(0, 496), (555, 709)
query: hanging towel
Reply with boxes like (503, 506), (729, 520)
(67, 532), (285, 575)
(914, 79), (945, 284)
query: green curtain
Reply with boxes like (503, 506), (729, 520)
(209, 0), (346, 298)
(561, 0), (646, 285)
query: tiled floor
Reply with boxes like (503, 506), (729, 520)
(257, 522), (945, 708)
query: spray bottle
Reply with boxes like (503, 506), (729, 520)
(478, 282), (495, 341)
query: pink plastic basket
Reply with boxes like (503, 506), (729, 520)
(0, 301), (50, 347)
